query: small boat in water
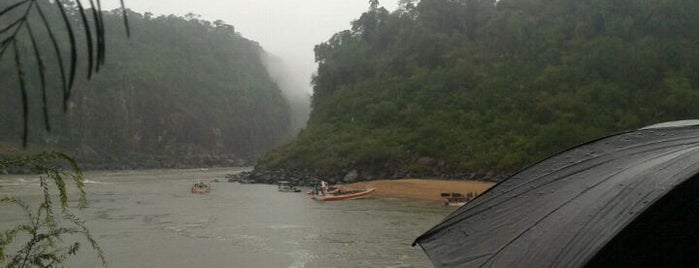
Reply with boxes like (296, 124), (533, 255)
(278, 181), (301, 192)
(441, 192), (473, 206)
(310, 181), (374, 201)
(191, 181), (211, 194)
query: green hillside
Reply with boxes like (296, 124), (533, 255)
(0, 3), (291, 169)
(258, 0), (699, 180)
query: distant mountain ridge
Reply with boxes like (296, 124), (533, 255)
(0, 5), (292, 169)
(255, 0), (699, 182)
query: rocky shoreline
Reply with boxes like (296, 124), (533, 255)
(225, 167), (505, 186)
(1, 154), (251, 174)
(74, 154), (250, 171)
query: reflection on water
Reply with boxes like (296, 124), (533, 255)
(0, 168), (452, 268)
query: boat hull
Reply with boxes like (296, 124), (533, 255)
(444, 200), (467, 206)
(191, 186), (211, 194)
(312, 188), (375, 201)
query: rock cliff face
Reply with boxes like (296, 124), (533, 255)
(0, 10), (293, 169)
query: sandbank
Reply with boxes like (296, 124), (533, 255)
(345, 179), (495, 202)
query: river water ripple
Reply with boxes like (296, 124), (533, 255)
(0, 168), (453, 268)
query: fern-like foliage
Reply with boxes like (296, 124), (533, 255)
(0, 0), (129, 147)
(0, 151), (106, 267)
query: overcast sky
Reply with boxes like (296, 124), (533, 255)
(105, 0), (399, 96)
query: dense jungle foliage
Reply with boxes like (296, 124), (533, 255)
(258, 0), (699, 179)
(0, 1), (292, 169)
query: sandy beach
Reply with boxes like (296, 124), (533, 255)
(345, 179), (496, 202)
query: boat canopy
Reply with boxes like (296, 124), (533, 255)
(414, 121), (699, 267)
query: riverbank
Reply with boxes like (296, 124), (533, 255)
(344, 179), (496, 202)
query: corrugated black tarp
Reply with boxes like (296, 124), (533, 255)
(414, 122), (699, 267)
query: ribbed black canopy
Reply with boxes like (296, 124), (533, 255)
(414, 122), (699, 267)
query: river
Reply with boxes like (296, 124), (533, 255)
(0, 168), (453, 268)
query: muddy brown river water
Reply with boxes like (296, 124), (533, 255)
(0, 168), (454, 267)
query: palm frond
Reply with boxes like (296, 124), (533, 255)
(54, 0), (78, 98)
(95, 0), (106, 66)
(121, 0), (130, 37)
(0, 0), (130, 147)
(0, 0), (28, 17)
(76, 0), (95, 79)
(0, 18), (23, 34)
(0, 0), (33, 61)
(34, 2), (70, 112)
(25, 21), (50, 132)
(12, 38), (29, 148)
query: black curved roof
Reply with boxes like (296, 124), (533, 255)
(414, 122), (699, 267)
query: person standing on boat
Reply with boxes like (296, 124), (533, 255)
(316, 181), (326, 196)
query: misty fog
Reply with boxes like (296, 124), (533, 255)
(104, 0), (400, 130)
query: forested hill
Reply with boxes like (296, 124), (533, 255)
(0, 4), (292, 169)
(257, 0), (699, 182)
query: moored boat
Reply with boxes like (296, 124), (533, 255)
(325, 185), (340, 194)
(312, 188), (375, 201)
(310, 181), (374, 201)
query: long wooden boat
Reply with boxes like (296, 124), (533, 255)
(311, 188), (375, 201)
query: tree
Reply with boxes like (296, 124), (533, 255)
(258, 0), (699, 180)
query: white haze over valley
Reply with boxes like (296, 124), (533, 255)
(104, 0), (399, 129)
